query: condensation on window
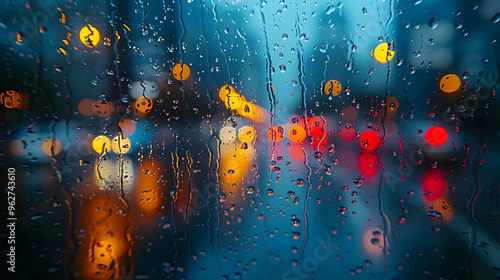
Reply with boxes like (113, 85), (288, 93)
(1, 0), (499, 279)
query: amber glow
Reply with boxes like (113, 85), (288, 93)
(288, 125), (307, 143)
(42, 138), (63, 156)
(386, 96), (399, 112)
(425, 199), (454, 225)
(135, 160), (163, 212)
(73, 192), (131, 279)
(219, 143), (254, 188)
(172, 61), (190, 81)
(0, 90), (31, 109)
(439, 74), (461, 93)
(134, 96), (153, 114)
(267, 126), (285, 142)
(324, 80), (342, 96)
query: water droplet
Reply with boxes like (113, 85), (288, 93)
(353, 178), (364, 186)
(246, 186), (255, 194)
(428, 210), (442, 220)
(319, 41), (329, 53)
(323, 164), (332, 175)
(428, 17), (438, 29)
(355, 266), (364, 273)
(314, 151), (323, 160)
(492, 12), (500, 24)
(325, 4), (336, 15)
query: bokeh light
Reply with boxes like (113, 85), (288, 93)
(373, 42), (394, 63)
(439, 74), (461, 93)
(79, 24), (100, 48)
(359, 131), (380, 150)
(92, 135), (111, 154)
(425, 126), (449, 146)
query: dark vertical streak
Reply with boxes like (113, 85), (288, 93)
(295, 12), (311, 257)
(466, 141), (487, 280)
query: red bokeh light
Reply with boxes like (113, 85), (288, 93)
(422, 168), (446, 201)
(339, 126), (357, 142)
(425, 126), (448, 146)
(358, 150), (379, 177)
(359, 131), (380, 150)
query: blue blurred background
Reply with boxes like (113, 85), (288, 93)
(0, 0), (499, 279)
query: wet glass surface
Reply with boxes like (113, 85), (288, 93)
(0, 0), (500, 279)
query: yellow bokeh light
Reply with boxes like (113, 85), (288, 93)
(236, 102), (267, 123)
(225, 92), (245, 110)
(42, 138), (62, 156)
(324, 80), (342, 96)
(373, 42), (394, 64)
(439, 74), (461, 93)
(172, 62), (190, 81)
(112, 136), (131, 154)
(92, 135), (111, 154)
(238, 126), (256, 142)
(79, 24), (100, 48)
(219, 85), (236, 101)
(237, 102), (256, 118)
(219, 143), (253, 188)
